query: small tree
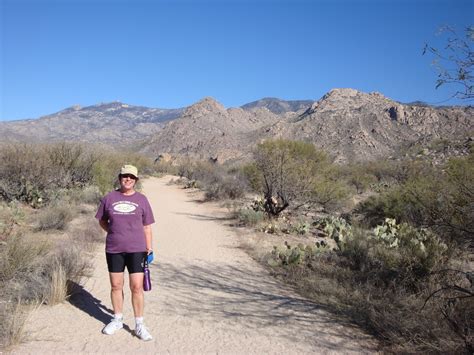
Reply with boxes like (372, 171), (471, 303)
(253, 139), (328, 216)
(424, 26), (474, 101)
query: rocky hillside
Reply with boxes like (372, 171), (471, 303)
(241, 98), (314, 114)
(1, 90), (472, 163)
(256, 88), (473, 162)
(0, 102), (184, 146)
(142, 89), (472, 163)
(141, 97), (284, 162)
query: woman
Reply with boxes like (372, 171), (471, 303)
(95, 164), (155, 341)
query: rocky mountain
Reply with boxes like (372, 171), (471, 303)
(1, 90), (472, 163)
(141, 89), (472, 163)
(0, 102), (185, 146)
(254, 88), (473, 162)
(141, 97), (284, 162)
(241, 98), (314, 114)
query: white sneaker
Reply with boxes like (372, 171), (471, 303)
(135, 324), (153, 341)
(102, 318), (123, 335)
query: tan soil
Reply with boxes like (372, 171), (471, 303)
(12, 176), (378, 354)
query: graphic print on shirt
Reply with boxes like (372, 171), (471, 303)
(112, 200), (139, 215)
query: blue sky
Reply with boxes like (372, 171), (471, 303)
(1, 0), (472, 121)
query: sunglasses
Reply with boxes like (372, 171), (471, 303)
(120, 174), (137, 180)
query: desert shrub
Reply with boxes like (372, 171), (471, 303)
(290, 219), (311, 235)
(355, 153), (473, 248)
(91, 149), (155, 194)
(367, 219), (448, 290)
(267, 242), (330, 267)
(0, 201), (25, 241)
(241, 162), (262, 192)
(0, 233), (52, 303)
(66, 185), (102, 205)
(34, 202), (74, 231)
(262, 213), (469, 352)
(173, 158), (248, 200)
(175, 156), (195, 179)
(253, 139), (329, 216)
(311, 166), (351, 212)
(0, 143), (98, 205)
(237, 208), (265, 227)
(204, 174), (246, 200)
(366, 159), (428, 185)
(49, 242), (93, 299)
(70, 223), (104, 250)
(47, 261), (67, 305)
(153, 160), (179, 175)
(0, 301), (33, 350)
(313, 216), (353, 250)
(339, 163), (378, 194)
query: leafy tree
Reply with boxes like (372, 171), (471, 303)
(424, 26), (474, 101)
(253, 139), (328, 216)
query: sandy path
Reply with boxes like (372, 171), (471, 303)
(13, 176), (376, 354)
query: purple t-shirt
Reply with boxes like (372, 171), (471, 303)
(95, 190), (155, 253)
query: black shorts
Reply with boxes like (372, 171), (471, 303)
(106, 252), (147, 273)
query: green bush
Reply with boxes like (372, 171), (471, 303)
(311, 166), (351, 212)
(237, 208), (265, 226)
(290, 219), (310, 235)
(253, 139), (329, 216)
(91, 149), (155, 194)
(267, 242), (330, 267)
(241, 162), (262, 192)
(204, 174), (246, 200)
(340, 163), (378, 194)
(0, 143), (97, 205)
(173, 158), (248, 200)
(355, 153), (473, 247)
(370, 219), (448, 289)
(313, 216), (353, 250)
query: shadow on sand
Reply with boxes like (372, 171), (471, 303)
(68, 283), (133, 334)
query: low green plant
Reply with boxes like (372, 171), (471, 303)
(371, 218), (448, 283)
(291, 220), (310, 235)
(237, 208), (265, 227)
(268, 242), (330, 267)
(204, 175), (246, 200)
(260, 221), (279, 234)
(253, 139), (329, 216)
(313, 216), (353, 250)
(356, 153), (473, 248)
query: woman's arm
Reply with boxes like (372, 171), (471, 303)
(99, 219), (109, 232)
(144, 224), (153, 253)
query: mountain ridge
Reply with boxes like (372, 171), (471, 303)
(1, 90), (472, 163)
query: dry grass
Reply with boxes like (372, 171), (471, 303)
(0, 197), (102, 349)
(34, 203), (74, 231)
(0, 285), (42, 351)
(247, 229), (471, 353)
(47, 262), (68, 305)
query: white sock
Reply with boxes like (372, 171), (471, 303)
(135, 317), (144, 328)
(114, 313), (123, 321)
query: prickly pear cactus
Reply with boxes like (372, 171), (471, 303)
(268, 241), (330, 267)
(373, 218), (399, 248)
(313, 216), (352, 250)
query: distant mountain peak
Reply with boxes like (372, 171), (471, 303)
(325, 88), (361, 98)
(301, 88), (394, 117)
(321, 88), (390, 101)
(184, 97), (227, 117)
(241, 97), (314, 114)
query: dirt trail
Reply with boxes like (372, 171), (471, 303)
(13, 176), (377, 354)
